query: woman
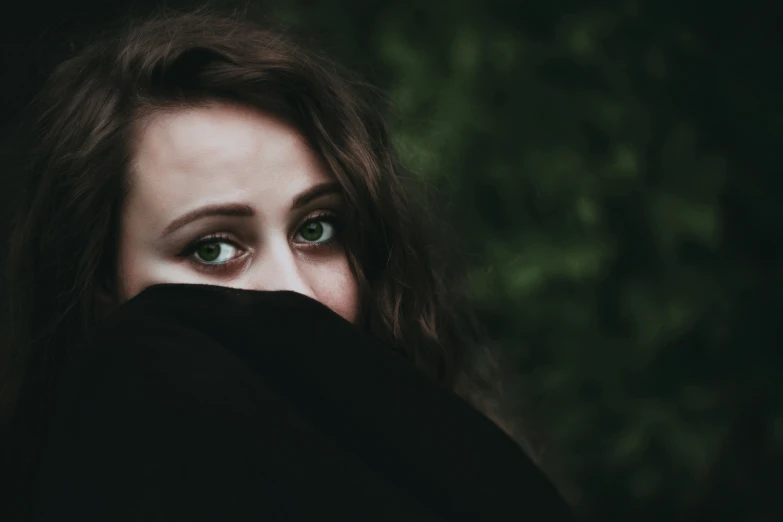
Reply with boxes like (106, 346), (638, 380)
(0, 10), (573, 521)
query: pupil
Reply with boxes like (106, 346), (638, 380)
(303, 222), (323, 241)
(198, 243), (220, 262)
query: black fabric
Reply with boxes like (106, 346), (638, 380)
(31, 284), (574, 521)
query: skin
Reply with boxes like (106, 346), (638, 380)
(115, 101), (359, 322)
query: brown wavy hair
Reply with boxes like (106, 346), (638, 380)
(0, 8), (507, 520)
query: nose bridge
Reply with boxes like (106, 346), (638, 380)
(252, 238), (314, 296)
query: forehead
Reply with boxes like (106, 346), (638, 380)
(127, 102), (330, 219)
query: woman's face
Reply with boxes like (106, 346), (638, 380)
(116, 102), (359, 322)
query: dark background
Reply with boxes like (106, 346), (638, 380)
(1, 1), (781, 520)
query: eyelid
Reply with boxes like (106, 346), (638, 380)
(298, 209), (338, 225)
(179, 233), (241, 256)
(293, 210), (340, 236)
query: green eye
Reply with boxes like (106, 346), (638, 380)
(193, 240), (238, 264)
(297, 219), (336, 243)
(196, 243), (221, 262)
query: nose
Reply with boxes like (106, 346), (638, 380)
(248, 241), (316, 299)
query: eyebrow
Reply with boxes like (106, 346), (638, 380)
(158, 203), (255, 239)
(158, 181), (343, 239)
(291, 181), (342, 209)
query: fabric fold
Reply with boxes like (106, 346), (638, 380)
(32, 283), (574, 521)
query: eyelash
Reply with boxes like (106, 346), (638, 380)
(180, 233), (241, 273)
(178, 211), (343, 273)
(295, 211), (341, 249)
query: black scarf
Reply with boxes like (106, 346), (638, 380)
(31, 284), (574, 521)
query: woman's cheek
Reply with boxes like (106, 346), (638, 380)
(307, 258), (360, 323)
